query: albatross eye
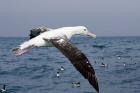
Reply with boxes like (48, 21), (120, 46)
(84, 29), (87, 31)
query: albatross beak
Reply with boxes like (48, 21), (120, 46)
(87, 32), (96, 38)
(12, 45), (35, 56)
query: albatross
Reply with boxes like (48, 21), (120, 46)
(12, 26), (99, 92)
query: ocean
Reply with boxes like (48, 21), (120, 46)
(0, 36), (140, 93)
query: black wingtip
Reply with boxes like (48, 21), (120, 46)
(90, 75), (99, 93)
(94, 79), (99, 93)
(96, 86), (99, 93)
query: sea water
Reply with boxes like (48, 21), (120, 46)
(0, 36), (140, 93)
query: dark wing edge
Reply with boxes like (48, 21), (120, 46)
(29, 27), (52, 39)
(49, 38), (99, 93)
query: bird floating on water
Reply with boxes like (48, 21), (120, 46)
(58, 66), (65, 71)
(0, 84), (6, 93)
(56, 71), (61, 78)
(72, 81), (80, 87)
(100, 62), (108, 67)
(12, 26), (99, 92)
(56, 66), (65, 78)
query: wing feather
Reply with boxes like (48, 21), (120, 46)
(29, 27), (52, 39)
(49, 38), (99, 92)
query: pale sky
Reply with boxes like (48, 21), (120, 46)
(0, 0), (140, 37)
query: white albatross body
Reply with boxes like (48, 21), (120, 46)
(12, 26), (99, 92)
(14, 26), (96, 55)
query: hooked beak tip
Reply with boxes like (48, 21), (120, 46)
(87, 32), (96, 38)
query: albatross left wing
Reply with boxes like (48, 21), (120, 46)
(29, 27), (53, 39)
(45, 38), (99, 92)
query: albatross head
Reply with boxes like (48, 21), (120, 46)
(74, 26), (96, 38)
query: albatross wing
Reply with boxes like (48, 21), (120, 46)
(29, 26), (53, 39)
(48, 38), (99, 92)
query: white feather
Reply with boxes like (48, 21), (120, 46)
(13, 26), (96, 56)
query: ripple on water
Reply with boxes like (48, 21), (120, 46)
(0, 37), (140, 93)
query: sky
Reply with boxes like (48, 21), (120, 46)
(0, 0), (140, 37)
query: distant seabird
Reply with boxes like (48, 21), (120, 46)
(56, 66), (65, 78)
(56, 71), (60, 78)
(12, 26), (99, 92)
(100, 63), (108, 67)
(0, 84), (6, 93)
(72, 82), (80, 87)
(59, 66), (65, 71)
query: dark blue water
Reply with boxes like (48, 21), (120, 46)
(0, 36), (140, 93)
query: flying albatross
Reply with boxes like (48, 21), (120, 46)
(12, 26), (99, 92)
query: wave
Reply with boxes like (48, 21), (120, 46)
(92, 45), (107, 49)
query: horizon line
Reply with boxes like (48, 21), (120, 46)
(0, 35), (140, 38)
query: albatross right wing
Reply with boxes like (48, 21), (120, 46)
(47, 38), (99, 92)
